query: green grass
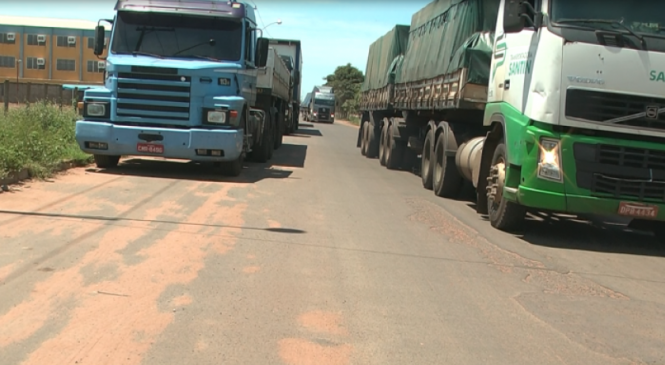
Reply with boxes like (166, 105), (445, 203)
(0, 101), (92, 179)
(348, 115), (361, 126)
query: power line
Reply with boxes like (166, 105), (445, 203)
(247, 0), (272, 37)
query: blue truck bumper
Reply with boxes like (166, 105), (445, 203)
(75, 121), (244, 162)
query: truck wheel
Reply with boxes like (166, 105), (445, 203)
(249, 113), (274, 163)
(220, 155), (243, 177)
(379, 122), (388, 166)
(421, 129), (435, 190)
(274, 111), (283, 150)
(94, 154), (120, 168)
(360, 121), (369, 156)
(487, 141), (526, 231)
(365, 121), (379, 159)
(432, 132), (463, 198)
(385, 130), (405, 170)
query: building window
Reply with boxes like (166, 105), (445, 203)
(0, 33), (17, 44)
(26, 57), (46, 70)
(0, 55), (16, 68)
(27, 34), (46, 46)
(56, 59), (76, 71)
(87, 60), (105, 73)
(56, 36), (76, 47)
(87, 37), (108, 50)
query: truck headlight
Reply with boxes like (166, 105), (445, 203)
(207, 110), (227, 124)
(537, 138), (562, 182)
(86, 103), (106, 117)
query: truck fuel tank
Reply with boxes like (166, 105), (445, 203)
(455, 136), (485, 188)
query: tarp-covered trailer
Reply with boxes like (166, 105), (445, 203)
(394, 0), (498, 111)
(360, 25), (409, 112)
(358, 0), (500, 173)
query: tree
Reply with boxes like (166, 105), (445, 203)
(323, 63), (364, 119)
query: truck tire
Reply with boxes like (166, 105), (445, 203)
(360, 121), (369, 156)
(385, 129), (405, 170)
(379, 122), (388, 166)
(220, 155), (243, 177)
(274, 109), (283, 150)
(487, 140), (526, 231)
(249, 112), (274, 163)
(421, 128), (435, 190)
(94, 154), (120, 168)
(365, 120), (379, 159)
(432, 132), (463, 198)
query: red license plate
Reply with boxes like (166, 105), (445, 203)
(137, 143), (164, 154)
(618, 202), (658, 219)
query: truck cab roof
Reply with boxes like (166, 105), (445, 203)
(115, 0), (252, 18)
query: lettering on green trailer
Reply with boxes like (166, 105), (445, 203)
(650, 70), (665, 82)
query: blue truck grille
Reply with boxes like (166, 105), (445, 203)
(116, 71), (191, 121)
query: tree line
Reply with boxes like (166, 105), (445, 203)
(322, 63), (363, 121)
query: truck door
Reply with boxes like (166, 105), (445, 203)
(491, 0), (541, 111)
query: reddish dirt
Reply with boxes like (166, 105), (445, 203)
(297, 310), (347, 336)
(278, 339), (352, 365)
(0, 166), (250, 364)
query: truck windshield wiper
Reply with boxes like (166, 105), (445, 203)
(181, 55), (220, 62)
(172, 39), (216, 56)
(556, 19), (647, 50)
(131, 51), (164, 59)
(133, 26), (174, 52)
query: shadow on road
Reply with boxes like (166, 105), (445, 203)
(464, 202), (665, 257)
(289, 128), (323, 138)
(519, 213), (665, 257)
(86, 143), (308, 183)
(0, 209), (307, 234)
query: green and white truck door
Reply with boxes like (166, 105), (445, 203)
(490, 1), (538, 114)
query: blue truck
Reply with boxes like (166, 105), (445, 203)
(76, 0), (280, 176)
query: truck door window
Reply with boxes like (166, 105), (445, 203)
(245, 21), (255, 65)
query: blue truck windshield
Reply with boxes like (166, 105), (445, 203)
(111, 11), (243, 61)
(551, 0), (665, 36)
(314, 98), (335, 106)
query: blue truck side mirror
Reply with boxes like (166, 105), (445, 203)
(256, 37), (269, 67)
(94, 25), (106, 56)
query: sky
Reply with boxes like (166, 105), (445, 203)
(2, 0), (430, 101)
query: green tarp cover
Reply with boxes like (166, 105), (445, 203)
(396, 0), (499, 85)
(361, 25), (410, 92)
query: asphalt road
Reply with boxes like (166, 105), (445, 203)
(1, 120), (664, 365)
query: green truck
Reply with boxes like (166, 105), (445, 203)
(358, 0), (665, 238)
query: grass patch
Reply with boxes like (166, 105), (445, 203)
(0, 101), (92, 179)
(348, 115), (361, 126)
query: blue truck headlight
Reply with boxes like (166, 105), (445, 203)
(537, 138), (563, 182)
(86, 103), (106, 117)
(207, 110), (227, 124)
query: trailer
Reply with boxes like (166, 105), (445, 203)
(358, 0), (665, 238)
(256, 46), (292, 149)
(267, 38), (303, 135)
(301, 92), (311, 121)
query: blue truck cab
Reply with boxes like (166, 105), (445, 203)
(76, 0), (274, 176)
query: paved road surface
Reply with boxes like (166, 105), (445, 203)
(1, 121), (664, 365)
